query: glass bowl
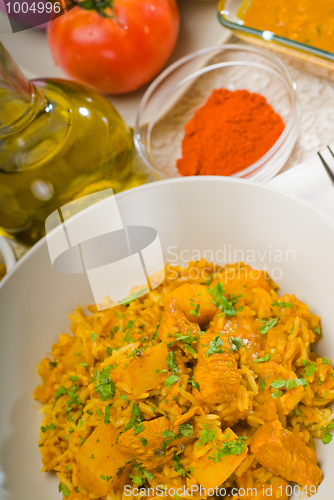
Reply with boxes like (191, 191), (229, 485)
(134, 45), (300, 183)
(217, 0), (334, 69)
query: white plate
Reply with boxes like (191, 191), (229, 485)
(0, 0), (231, 126)
(0, 177), (334, 499)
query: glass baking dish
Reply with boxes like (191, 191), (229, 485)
(217, 0), (334, 69)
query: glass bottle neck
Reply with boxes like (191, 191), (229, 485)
(0, 43), (47, 137)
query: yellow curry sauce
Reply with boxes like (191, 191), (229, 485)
(238, 0), (334, 53)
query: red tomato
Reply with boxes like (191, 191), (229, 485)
(47, 0), (180, 94)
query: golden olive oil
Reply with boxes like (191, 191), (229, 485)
(0, 45), (142, 245)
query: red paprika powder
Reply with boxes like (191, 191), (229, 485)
(176, 88), (285, 176)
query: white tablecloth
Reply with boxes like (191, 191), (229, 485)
(269, 146), (334, 221)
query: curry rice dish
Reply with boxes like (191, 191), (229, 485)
(34, 260), (334, 500)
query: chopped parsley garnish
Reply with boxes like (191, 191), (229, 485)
(134, 424), (145, 435)
(208, 283), (236, 317)
(228, 294), (244, 305)
(198, 426), (216, 446)
(288, 378), (308, 388)
(129, 463), (153, 486)
(161, 430), (175, 438)
(69, 375), (79, 382)
(271, 390), (283, 398)
(164, 374), (178, 388)
(107, 347), (119, 356)
(95, 407), (103, 418)
(100, 475), (112, 482)
(121, 403), (145, 436)
(260, 378), (266, 391)
(124, 331), (135, 343)
(140, 438), (147, 447)
(206, 334), (224, 357)
(254, 354), (270, 363)
(104, 403), (112, 425)
(95, 366), (116, 401)
(322, 356), (331, 365)
(302, 361), (318, 377)
(58, 484), (70, 497)
(205, 274), (215, 286)
(189, 375), (200, 392)
(166, 351), (179, 373)
(168, 331), (204, 355)
(55, 386), (67, 399)
(161, 430), (176, 449)
(152, 319), (161, 340)
(89, 332), (98, 341)
(259, 318), (278, 334)
(77, 418), (83, 429)
(172, 451), (187, 477)
(229, 336), (243, 351)
(116, 462), (131, 477)
(270, 379), (287, 389)
(41, 423), (56, 432)
(294, 408), (301, 416)
(270, 378), (307, 391)
(209, 436), (247, 463)
(178, 423), (194, 438)
(189, 303), (201, 318)
(322, 432), (332, 445)
(314, 326), (321, 335)
(79, 362), (88, 367)
(271, 301), (293, 308)
(124, 320), (134, 331)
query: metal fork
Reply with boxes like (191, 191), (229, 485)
(318, 146), (334, 185)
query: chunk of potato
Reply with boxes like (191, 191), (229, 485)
(114, 342), (168, 395)
(76, 423), (132, 497)
(62, 338), (93, 372)
(168, 284), (218, 324)
(192, 428), (248, 489)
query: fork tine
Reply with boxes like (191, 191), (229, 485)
(328, 145), (334, 158)
(318, 151), (334, 185)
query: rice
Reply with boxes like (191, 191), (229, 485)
(34, 260), (334, 500)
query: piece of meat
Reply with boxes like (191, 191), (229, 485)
(250, 420), (323, 488)
(192, 317), (240, 409)
(158, 296), (200, 343)
(117, 416), (186, 469)
(252, 361), (305, 416)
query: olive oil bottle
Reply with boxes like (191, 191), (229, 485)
(0, 43), (142, 245)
